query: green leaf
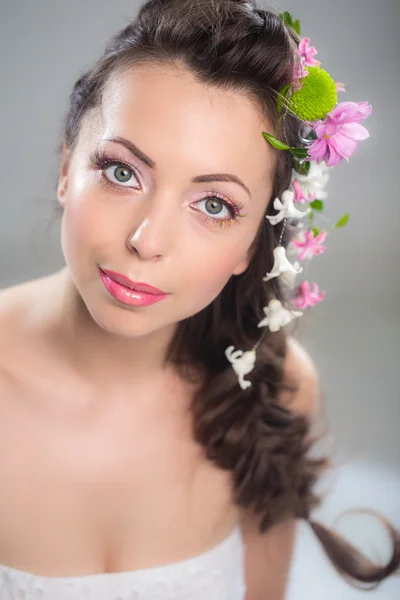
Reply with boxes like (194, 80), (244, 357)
(262, 132), (291, 151)
(335, 213), (350, 228)
(309, 199), (324, 211)
(279, 12), (293, 27)
(312, 227), (320, 237)
(293, 19), (301, 35)
(277, 84), (290, 113)
(279, 12), (301, 35)
(308, 211), (314, 222)
(293, 160), (310, 176)
(263, 134), (309, 159)
(290, 147), (309, 159)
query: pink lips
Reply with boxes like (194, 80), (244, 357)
(100, 268), (166, 295)
(99, 268), (169, 307)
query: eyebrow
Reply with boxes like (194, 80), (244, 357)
(104, 136), (252, 197)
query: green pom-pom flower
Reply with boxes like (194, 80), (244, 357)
(288, 67), (338, 122)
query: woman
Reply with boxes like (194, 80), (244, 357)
(0, 0), (398, 598)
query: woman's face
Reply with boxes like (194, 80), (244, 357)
(57, 63), (275, 338)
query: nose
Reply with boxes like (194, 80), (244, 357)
(126, 194), (177, 261)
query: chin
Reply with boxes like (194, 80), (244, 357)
(83, 294), (174, 339)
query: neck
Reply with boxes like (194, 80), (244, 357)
(46, 267), (178, 390)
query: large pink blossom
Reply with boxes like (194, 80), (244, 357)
(291, 229), (327, 260)
(297, 38), (321, 67)
(307, 101), (373, 167)
(293, 281), (326, 309)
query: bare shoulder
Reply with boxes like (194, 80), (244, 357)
(0, 281), (32, 391)
(0, 277), (38, 328)
(280, 335), (321, 421)
(0, 274), (49, 315)
(284, 336), (318, 380)
(0, 274), (54, 380)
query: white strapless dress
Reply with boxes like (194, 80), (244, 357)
(0, 525), (246, 599)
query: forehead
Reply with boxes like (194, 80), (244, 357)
(85, 63), (275, 187)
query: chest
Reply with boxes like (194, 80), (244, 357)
(0, 378), (236, 574)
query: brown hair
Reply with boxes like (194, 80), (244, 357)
(57, 0), (399, 589)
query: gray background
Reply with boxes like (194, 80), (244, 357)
(1, 0), (399, 597)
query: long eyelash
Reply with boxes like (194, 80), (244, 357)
(91, 148), (137, 172)
(200, 189), (247, 228)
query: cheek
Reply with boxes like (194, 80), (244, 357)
(61, 199), (95, 265)
(179, 238), (247, 305)
(61, 188), (119, 266)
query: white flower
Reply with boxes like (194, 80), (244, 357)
(266, 190), (310, 226)
(225, 346), (256, 390)
(257, 299), (302, 332)
(263, 246), (303, 281)
(291, 160), (331, 200)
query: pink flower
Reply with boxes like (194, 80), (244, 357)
(307, 101), (373, 167)
(292, 179), (317, 204)
(291, 229), (327, 260)
(297, 38), (321, 67)
(293, 281), (326, 309)
(292, 58), (309, 90)
(336, 82), (346, 92)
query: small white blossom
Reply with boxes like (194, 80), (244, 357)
(225, 346), (256, 390)
(258, 299), (303, 332)
(263, 246), (303, 281)
(266, 190), (310, 226)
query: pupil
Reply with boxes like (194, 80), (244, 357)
(206, 198), (222, 215)
(115, 167), (131, 182)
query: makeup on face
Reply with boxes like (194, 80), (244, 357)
(99, 268), (169, 307)
(89, 138), (250, 230)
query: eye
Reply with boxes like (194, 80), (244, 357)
(197, 196), (231, 220)
(103, 164), (139, 188)
(192, 190), (246, 228)
(90, 149), (141, 190)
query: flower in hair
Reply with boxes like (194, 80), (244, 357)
(291, 161), (330, 203)
(265, 189), (311, 225)
(225, 11), (371, 391)
(307, 101), (373, 166)
(297, 37), (321, 68)
(293, 58), (309, 90)
(292, 179), (313, 203)
(263, 246), (303, 281)
(258, 299), (302, 332)
(292, 281), (326, 308)
(224, 346), (256, 390)
(288, 66), (338, 122)
(291, 229), (328, 260)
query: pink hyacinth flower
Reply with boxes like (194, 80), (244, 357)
(297, 38), (321, 67)
(291, 229), (327, 260)
(292, 179), (317, 204)
(292, 58), (309, 89)
(293, 281), (326, 309)
(307, 101), (372, 167)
